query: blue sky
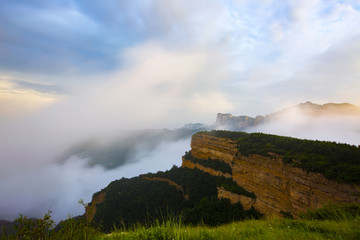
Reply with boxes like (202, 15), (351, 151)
(1, 0), (360, 123)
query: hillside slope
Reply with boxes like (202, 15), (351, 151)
(86, 165), (260, 231)
(86, 130), (360, 230)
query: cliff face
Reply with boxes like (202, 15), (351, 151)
(217, 187), (255, 210)
(216, 113), (259, 129)
(181, 159), (232, 178)
(187, 132), (360, 217)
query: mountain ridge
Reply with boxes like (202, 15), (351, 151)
(85, 130), (360, 230)
(215, 102), (360, 130)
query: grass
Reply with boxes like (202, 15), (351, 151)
(97, 218), (360, 240)
(1, 203), (359, 240)
(98, 203), (360, 240)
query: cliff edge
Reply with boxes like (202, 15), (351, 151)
(185, 131), (360, 217)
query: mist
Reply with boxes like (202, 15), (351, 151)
(0, 42), (229, 223)
(0, 135), (191, 222)
(247, 105), (360, 146)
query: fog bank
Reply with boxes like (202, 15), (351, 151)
(0, 138), (190, 222)
(248, 106), (360, 146)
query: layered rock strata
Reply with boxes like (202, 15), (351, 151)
(187, 132), (360, 217)
(217, 187), (255, 210)
(181, 159), (232, 178)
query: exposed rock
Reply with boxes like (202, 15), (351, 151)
(215, 102), (360, 130)
(187, 132), (360, 217)
(217, 187), (255, 210)
(85, 192), (106, 222)
(181, 158), (232, 179)
(216, 113), (256, 130)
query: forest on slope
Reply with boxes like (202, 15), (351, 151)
(91, 166), (260, 231)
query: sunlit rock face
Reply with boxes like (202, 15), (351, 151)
(187, 132), (360, 217)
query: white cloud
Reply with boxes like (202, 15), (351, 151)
(65, 41), (233, 129)
(0, 139), (190, 222)
(249, 106), (360, 146)
(0, 41), (233, 212)
(0, 78), (62, 119)
(219, 0), (360, 115)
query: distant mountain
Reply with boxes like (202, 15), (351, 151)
(0, 218), (40, 237)
(215, 102), (360, 130)
(59, 101), (360, 169)
(0, 220), (13, 236)
(61, 102), (359, 169)
(183, 123), (208, 130)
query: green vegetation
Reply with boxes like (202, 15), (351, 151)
(97, 203), (360, 240)
(89, 129), (360, 230)
(4, 130), (359, 239)
(92, 166), (258, 231)
(0, 202), (101, 240)
(182, 151), (254, 198)
(99, 219), (360, 240)
(0, 214), (100, 240)
(2, 203), (359, 239)
(183, 151), (232, 174)
(9, 211), (54, 240)
(203, 130), (360, 184)
(299, 202), (360, 221)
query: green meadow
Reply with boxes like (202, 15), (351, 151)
(1, 203), (359, 240)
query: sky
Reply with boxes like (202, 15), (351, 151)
(1, 0), (360, 121)
(1, 0), (360, 222)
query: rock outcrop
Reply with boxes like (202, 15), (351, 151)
(85, 192), (106, 222)
(181, 159), (232, 178)
(186, 132), (360, 217)
(216, 102), (360, 130)
(217, 187), (255, 210)
(216, 114), (259, 129)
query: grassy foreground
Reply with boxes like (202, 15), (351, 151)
(99, 203), (360, 240)
(99, 218), (360, 240)
(1, 203), (359, 239)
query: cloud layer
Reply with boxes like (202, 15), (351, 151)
(0, 138), (190, 222)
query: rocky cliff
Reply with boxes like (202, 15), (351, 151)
(216, 102), (360, 130)
(186, 132), (360, 217)
(86, 130), (360, 228)
(181, 159), (232, 179)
